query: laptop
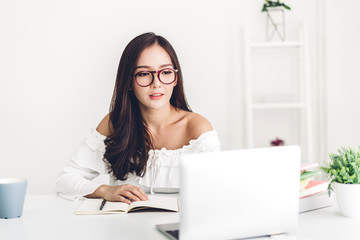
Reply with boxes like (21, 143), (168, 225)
(157, 146), (300, 240)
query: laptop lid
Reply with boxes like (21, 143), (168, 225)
(179, 146), (300, 240)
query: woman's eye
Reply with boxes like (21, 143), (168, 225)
(162, 70), (172, 75)
(138, 72), (150, 77)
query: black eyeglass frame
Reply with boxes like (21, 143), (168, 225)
(133, 68), (178, 87)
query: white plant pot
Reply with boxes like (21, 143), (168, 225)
(335, 182), (360, 218)
(265, 7), (285, 41)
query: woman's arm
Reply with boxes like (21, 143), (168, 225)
(55, 115), (111, 200)
(56, 115), (148, 203)
(187, 112), (213, 140)
(96, 113), (113, 137)
(55, 129), (108, 200)
(185, 112), (221, 152)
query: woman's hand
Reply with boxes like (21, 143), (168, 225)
(87, 184), (148, 204)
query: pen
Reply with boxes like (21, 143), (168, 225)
(99, 199), (106, 211)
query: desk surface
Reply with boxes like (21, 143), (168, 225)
(1, 195), (360, 240)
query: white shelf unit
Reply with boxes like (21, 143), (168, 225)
(243, 22), (314, 162)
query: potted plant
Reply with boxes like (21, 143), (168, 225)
(262, 0), (291, 41)
(321, 146), (360, 218)
(270, 136), (285, 146)
(262, 0), (291, 12)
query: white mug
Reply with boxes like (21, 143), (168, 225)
(0, 178), (27, 219)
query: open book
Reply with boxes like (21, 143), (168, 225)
(75, 195), (179, 215)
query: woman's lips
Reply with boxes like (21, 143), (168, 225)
(149, 93), (164, 100)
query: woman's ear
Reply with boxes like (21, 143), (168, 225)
(173, 79), (178, 87)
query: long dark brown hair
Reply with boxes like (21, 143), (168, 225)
(104, 32), (191, 181)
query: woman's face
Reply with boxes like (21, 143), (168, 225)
(132, 44), (177, 112)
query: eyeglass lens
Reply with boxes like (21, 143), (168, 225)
(135, 69), (176, 87)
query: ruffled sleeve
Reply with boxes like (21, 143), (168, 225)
(55, 129), (108, 201)
(186, 130), (221, 153)
(137, 130), (221, 192)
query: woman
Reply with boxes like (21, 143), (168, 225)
(55, 32), (221, 203)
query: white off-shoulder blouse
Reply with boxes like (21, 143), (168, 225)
(55, 129), (221, 200)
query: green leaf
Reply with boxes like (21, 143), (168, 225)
(340, 167), (346, 176)
(336, 176), (343, 183)
(261, 0), (291, 12)
(322, 146), (360, 186)
(282, 3), (291, 10)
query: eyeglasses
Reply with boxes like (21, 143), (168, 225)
(134, 68), (178, 87)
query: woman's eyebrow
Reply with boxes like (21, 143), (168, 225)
(136, 64), (173, 69)
(159, 64), (173, 68)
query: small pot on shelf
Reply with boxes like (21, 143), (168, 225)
(262, 0), (291, 41)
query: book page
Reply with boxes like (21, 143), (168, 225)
(103, 201), (129, 212)
(75, 198), (128, 215)
(128, 195), (178, 212)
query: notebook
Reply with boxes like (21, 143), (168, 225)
(156, 145), (301, 240)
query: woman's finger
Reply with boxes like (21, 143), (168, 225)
(118, 195), (132, 204)
(132, 188), (148, 201)
(138, 187), (148, 200)
(123, 185), (148, 200)
(122, 191), (140, 202)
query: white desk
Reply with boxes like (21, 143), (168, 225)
(1, 195), (360, 240)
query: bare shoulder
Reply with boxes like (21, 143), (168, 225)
(184, 111), (213, 139)
(96, 113), (113, 137)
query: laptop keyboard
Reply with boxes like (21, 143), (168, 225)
(166, 230), (179, 239)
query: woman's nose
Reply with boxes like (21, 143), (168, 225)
(151, 74), (162, 88)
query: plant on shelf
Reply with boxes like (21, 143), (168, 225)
(262, 0), (291, 12)
(321, 146), (360, 218)
(270, 137), (285, 146)
(262, 0), (291, 41)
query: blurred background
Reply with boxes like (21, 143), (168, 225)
(1, 0), (359, 194)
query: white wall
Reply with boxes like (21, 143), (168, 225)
(0, 0), (250, 194)
(325, 0), (360, 154)
(1, 0), (358, 194)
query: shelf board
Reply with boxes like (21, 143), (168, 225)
(250, 41), (304, 48)
(250, 103), (307, 109)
